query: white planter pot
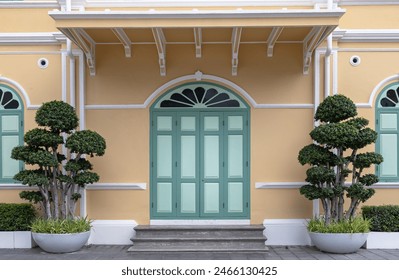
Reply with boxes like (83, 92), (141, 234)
(309, 232), (368, 254)
(32, 231), (90, 253)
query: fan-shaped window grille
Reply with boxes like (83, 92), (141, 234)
(153, 82), (247, 109)
(0, 85), (21, 110)
(378, 83), (399, 108)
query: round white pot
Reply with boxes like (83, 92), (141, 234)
(32, 231), (90, 253)
(309, 232), (368, 254)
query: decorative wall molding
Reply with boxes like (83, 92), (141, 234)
(255, 182), (305, 189)
(85, 183), (147, 190)
(0, 183), (146, 190)
(0, 184), (38, 190)
(82, 0), (333, 8)
(334, 29), (399, 43)
(255, 181), (399, 189)
(0, 76), (38, 110)
(0, 1), (59, 8)
(0, 32), (66, 45)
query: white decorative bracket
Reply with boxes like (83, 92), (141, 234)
(303, 25), (336, 74)
(231, 27), (242, 76)
(63, 28), (96, 76)
(194, 27), (202, 58)
(112, 28), (132, 58)
(152, 27), (166, 76)
(267, 27), (284, 57)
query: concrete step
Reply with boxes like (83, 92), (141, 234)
(129, 225), (268, 253)
(134, 225), (265, 239)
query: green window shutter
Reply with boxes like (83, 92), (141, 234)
(0, 84), (24, 183)
(376, 82), (399, 182)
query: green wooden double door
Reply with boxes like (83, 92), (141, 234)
(151, 110), (250, 219)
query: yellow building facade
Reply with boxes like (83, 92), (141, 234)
(1, 0), (399, 245)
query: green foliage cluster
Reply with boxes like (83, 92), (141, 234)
(11, 100), (106, 220)
(298, 95), (383, 225)
(31, 217), (91, 234)
(362, 205), (399, 232)
(307, 217), (370, 233)
(0, 203), (36, 231)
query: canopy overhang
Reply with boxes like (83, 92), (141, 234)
(49, 8), (345, 76)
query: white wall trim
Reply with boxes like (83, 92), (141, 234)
(0, 76), (37, 110)
(88, 220), (137, 245)
(0, 1), (59, 8)
(367, 74), (399, 108)
(83, 0), (335, 8)
(255, 182), (305, 189)
(0, 183), (147, 190)
(263, 219), (311, 246)
(150, 220), (250, 225)
(0, 184), (38, 190)
(255, 181), (399, 189)
(85, 183), (147, 190)
(335, 29), (399, 43)
(0, 32), (66, 45)
(49, 9), (345, 20)
(85, 72), (314, 110)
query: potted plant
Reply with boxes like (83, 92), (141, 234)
(298, 94), (383, 253)
(11, 100), (106, 253)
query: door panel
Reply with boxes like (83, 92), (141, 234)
(203, 183), (220, 214)
(152, 111), (249, 219)
(1, 114), (22, 180)
(156, 183), (173, 213)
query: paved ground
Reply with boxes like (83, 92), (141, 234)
(1, 245), (399, 260)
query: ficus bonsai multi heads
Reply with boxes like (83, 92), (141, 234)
(12, 100), (106, 220)
(298, 95), (383, 226)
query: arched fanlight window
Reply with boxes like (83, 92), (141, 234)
(153, 82), (247, 109)
(0, 86), (21, 110)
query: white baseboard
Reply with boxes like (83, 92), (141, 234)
(0, 231), (34, 248)
(88, 220), (137, 245)
(150, 220), (250, 225)
(365, 232), (399, 249)
(263, 219), (311, 246)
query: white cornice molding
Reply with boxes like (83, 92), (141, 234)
(0, 1), (59, 9)
(0, 32), (66, 45)
(83, 0), (333, 7)
(339, 0), (399, 5)
(334, 29), (399, 42)
(49, 9), (345, 20)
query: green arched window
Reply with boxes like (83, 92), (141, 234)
(376, 82), (399, 181)
(0, 84), (24, 183)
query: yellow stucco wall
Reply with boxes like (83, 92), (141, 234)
(1, 3), (399, 225)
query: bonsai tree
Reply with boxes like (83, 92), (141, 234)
(11, 101), (106, 220)
(298, 95), (383, 225)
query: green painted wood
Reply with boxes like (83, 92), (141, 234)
(375, 82), (399, 181)
(0, 84), (24, 183)
(150, 82), (249, 219)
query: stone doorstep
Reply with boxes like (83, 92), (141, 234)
(129, 224), (268, 253)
